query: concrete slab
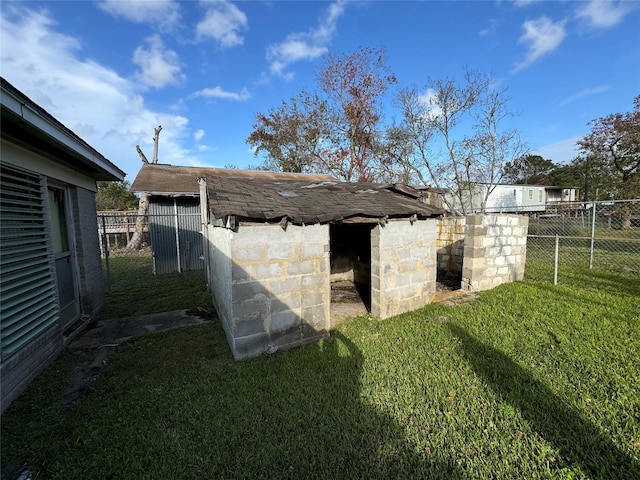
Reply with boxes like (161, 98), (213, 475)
(70, 309), (216, 348)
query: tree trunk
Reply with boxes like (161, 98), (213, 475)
(126, 125), (161, 250)
(125, 193), (148, 250)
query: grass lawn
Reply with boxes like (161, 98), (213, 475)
(1, 265), (638, 479)
(98, 255), (212, 320)
(526, 224), (640, 273)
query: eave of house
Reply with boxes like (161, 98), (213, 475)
(0, 78), (125, 182)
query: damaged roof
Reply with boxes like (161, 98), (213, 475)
(131, 164), (335, 195)
(202, 173), (445, 225)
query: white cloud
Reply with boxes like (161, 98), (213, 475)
(560, 86), (610, 106)
(0, 6), (195, 180)
(532, 136), (581, 164)
(132, 35), (185, 89)
(417, 88), (443, 119)
(267, 0), (347, 79)
(192, 86), (250, 101)
(196, 0), (248, 48)
(194, 129), (206, 142)
(514, 16), (566, 72)
(97, 0), (180, 30)
(513, 0), (542, 7)
(575, 0), (636, 29)
(479, 19), (498, 37)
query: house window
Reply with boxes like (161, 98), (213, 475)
(0, 163), (58, 360)
(48, 188), (69, 253)
(528, 189), (533, 200)
(539, 190), (543, 203)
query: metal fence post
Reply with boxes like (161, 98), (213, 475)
(589, 201), (597, 269)
(554, 234), (559, 285)
(101, 215), (111, 295)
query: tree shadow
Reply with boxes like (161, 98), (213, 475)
(447, 323), (639, 480)
(216, 330), (464, 479)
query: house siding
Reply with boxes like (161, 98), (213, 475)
(69, 186), (105, 318)
(0, 326), (61, 412)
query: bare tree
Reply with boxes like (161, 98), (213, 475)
(125, 125), (162, 250)
(464, 87), (528, 212)
(393, 70), (527, 213)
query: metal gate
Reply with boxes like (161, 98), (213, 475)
(148, 197), (204, 275)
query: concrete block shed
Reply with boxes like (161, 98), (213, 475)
(197, 171), (445, 360)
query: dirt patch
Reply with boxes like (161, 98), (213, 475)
(433, 290), (479, 306)
(331, 281), (369, 322)
(58, 308), (217, 412)
(58, 345), (119, 413)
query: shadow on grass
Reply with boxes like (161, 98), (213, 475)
(199, 330), (465, 479)
(2, 327), (464, 479)
(448, 323), (639, 480)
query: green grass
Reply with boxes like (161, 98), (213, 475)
(98, 255), (212, 320)
(2, 267), (639, 479)
(527, 236), (640, 272)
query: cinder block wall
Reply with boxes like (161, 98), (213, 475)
(228, 224), (330, 360)
(206, 225), (234, 347)
(437, 216), (466, 275)
(462, 214), (529, 292)
(371, 219), (438, 319)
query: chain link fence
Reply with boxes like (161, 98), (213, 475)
(96, 212), (209, 320)
(96, 199), (638, 320)
(525, 199), (640, 278)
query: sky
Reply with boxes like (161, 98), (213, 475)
(1, 0), (639, 183)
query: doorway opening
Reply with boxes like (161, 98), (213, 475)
(48, 186), (80, 331)
(329, 223), (374, 320)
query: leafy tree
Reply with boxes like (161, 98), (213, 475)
(393, 69), (528, 213)
(96, 181), (139, 211)
(504, 154), (556, 184)
(247, 47), (396, 182)
(246, 91), (329, 174)
(317, 46), (397, 181)
(578, 95), (640, 228)
(578, 95), (640, 200)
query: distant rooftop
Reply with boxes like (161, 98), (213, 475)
(131, 164), (335, 195)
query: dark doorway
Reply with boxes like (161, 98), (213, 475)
(48, 186), (79, 330)
(329, 224), (374, 316)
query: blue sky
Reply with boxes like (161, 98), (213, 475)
(1, 0), (638, 183)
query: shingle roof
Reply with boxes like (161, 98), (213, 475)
(131, 164), (335, 195)
(203, 174), (444, 225)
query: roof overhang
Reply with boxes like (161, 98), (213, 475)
(0, 78), (125, 182)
